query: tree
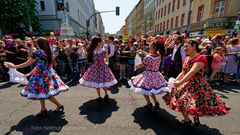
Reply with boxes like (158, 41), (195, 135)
(0, 0), (40, 35)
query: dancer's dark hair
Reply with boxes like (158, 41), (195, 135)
(37, 37), (53, 65)
(87, 37), (102, 64)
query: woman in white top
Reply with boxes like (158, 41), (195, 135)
(77, 42), (87, 77)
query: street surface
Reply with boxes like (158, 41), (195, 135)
(0, 81), (239, 135)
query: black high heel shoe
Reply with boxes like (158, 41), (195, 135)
(96, 97), (102, 104)
(179, 119), (192, 127)
(193, 117), (200, 127)
(143, 103), (153, 110)
(103, 95), (109, 102)
(35, 110), (47, 118)
(154, 102), (160, 110)
(53, 105), (64, 113)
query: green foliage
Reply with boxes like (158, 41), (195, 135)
(0, 0), (40, 34)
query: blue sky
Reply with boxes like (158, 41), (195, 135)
(93, 0), (139, 34)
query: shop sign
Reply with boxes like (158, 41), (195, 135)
(189, 31), (202, 37)
(190, 23), (203, 31)
(204, 22), (234, 29)
(205, 29), (226, 37)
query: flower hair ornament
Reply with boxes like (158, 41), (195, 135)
(157, 37), (165, 44)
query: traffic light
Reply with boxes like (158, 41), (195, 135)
(116, 6), (120, 16)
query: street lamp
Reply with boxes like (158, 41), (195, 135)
(186, 0), (193, 35)
(86, 7), (120, 39)
(148, 17), (153, 34)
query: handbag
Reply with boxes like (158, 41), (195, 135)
(134, 53), (142, 71)
(8, 68), (28, 84)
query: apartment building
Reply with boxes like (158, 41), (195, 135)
(154, 0), (190, 34)
(144, 0), (155, 35)
(191, 0), (240, 37)
(36, 0), (97, 36)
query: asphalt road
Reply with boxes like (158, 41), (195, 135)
(0, 80), (239, 135)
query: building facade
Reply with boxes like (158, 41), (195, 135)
(117, 25), (125, 36)
(132, 7), (138, 37)
(133, 0), (145, 37)
(191, 0), (240, 37)
(125, 9), (134, 36)
(144, 0), (155, 35)
(154, 0), (190, 34)
(125, 0), (240, 37)
(36, 0), (96, 36)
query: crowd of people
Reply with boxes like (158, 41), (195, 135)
(2, 30), (238, 128)
(1, 31), (240, 85)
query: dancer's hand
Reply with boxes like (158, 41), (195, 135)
(4, 62), (16, 68)
(173, 80), (182, 88)
(25, 73), (31, 77)
(136, 64), (143, 69)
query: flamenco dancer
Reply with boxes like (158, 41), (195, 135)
(163, 40), (230, 127)
(5, 37), (69, 117)
(79, 37), (117, 103)
(128, 41), (170, 110)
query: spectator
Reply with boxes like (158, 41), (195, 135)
(0, 40), (7, 81)
(107, 36), (119, 83)
(15, 38), (29, 73)
(224, 38), (240, 82)
(199, 39), (212, 55)
(4, 39), (18, 64)
(55, 41), (68, 80)
(167, 35), (186, 78)
(209, 47), (225, 84)
(77, 42), (87, 78)
(65, 39), (79, 80)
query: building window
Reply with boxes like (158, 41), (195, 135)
(168, 3), (171, 14)
(158, 23), (160, 32)
(157, 0), (159, 6)
(214, 0), (226, 17)
(158, 10), (160, 19)
(56, 0), (64, 11)
(183, 0), (186, 6)
(40, 1), (45, 11)
(163, 21), (165, 31)
(155, 12), (158, 20)
(167, 20), (169, 30)
(171, 18), (174, 29)
(160, 23), (162, 31)
(175, 16), (179, 28)
(197, 5), (204, 22)
(177, 0), (180, 9)
(161, 8), (163, 17)
(181, 13), (185, 26)
(172, 0), (175, 12)
(164, 6), (167, 16)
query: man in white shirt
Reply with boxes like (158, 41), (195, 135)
(107, 36), (119, 84)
